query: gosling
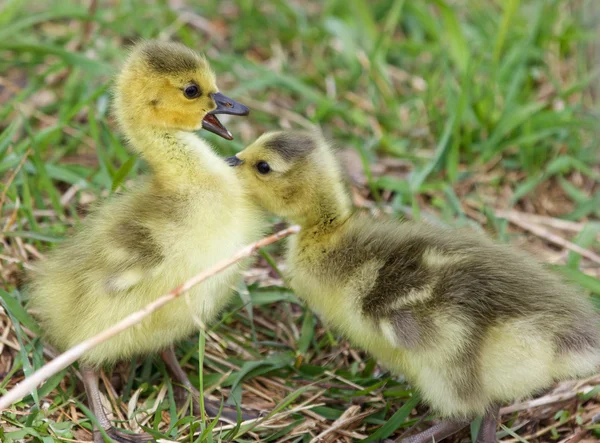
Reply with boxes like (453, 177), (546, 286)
(27, 41), (264, 443)
(226, 130), (600, 443)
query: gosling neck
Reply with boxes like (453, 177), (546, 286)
(123, 124), (220, 191)
(293, 187), (353, 238)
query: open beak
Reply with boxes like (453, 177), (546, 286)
(202, 92), (250, 140)
(225, 155), (243, 167)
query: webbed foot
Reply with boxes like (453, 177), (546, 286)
(173, 383), (259, 423)
(475, 405), (499, 443)
(201, 396), (260, 423)
(93, 427), (154, 443)
(162, 346), (261, 424)
(398, 419), (470, 443)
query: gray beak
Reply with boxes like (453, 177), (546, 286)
(225, 155), (243, 167)
(202, 93), (250, 140)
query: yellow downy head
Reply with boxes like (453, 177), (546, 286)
(226, 130), (352, 228)
(113, 40), (248, 142)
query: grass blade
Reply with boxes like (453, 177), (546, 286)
(359, 393), (420, 442)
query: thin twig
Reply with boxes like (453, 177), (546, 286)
(499, 212), (600, 264)
(0, 225), (300, 411)
(559, 428), (591, 443)
(502, 415), (578, 443)
(497, 210), (598, 238)
(500, 384), (595, 415)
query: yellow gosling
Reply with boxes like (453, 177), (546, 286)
(27, 41), (265, 443)
(227, 130), (600, 443)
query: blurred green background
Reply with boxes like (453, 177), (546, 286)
(1, 0), (599, 442)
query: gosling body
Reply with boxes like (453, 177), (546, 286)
(228, 130), (600, 442)
(288, 216), (598, 418)
(28, 41), (263, 442)
(30, 137), (258, 366)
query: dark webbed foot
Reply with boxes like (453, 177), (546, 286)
(199, 394), (260, 423)
(475, 405), (499, 443)
(162, 346), (260, 423)
(172, 383), (259, 423)
(83, 366), (153, 443)
(398, 419), (470, 443)
(93, 427), (154, 443)
(397, 406), (499, 443)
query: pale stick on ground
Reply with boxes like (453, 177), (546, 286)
(498, 211), (600, 264)
(0, 225), (300, 411)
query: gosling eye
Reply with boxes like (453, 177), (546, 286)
(183, 84), (202, 99)
(256, 161), (271, 174)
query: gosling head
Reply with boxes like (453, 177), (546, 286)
(226, 130), (351, 225)
(114, 40), (248, 140)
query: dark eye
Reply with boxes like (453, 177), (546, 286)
(183, 84), (201, 99)
(256, 161), (271, 174)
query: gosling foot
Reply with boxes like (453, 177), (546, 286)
(162, 346), (260, 423)
(82, 366), (153, 443)
(475, 405), (499, 443)
(201, 396), (260, 423)
(173, 384), (258, 423)
(93, 427), (154, 443)
(398, 419), (470, 443)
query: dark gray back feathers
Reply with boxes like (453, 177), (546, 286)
(316, 214), (599, 355)
(306, 214), (600, 403)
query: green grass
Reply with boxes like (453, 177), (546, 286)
(1, 0), (599, 442)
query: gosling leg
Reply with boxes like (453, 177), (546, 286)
(160, 346), (257, 423)
(475, 405), (499, 443)
(81, 365), (154, 443)
(398, 419), (470, 443)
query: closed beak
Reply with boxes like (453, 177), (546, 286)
(225, 155), (243, 167)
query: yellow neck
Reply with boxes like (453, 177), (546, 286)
(289, 147), (354, 236)
(123, 125), (223, 191)
(294, 188), (353, 238)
